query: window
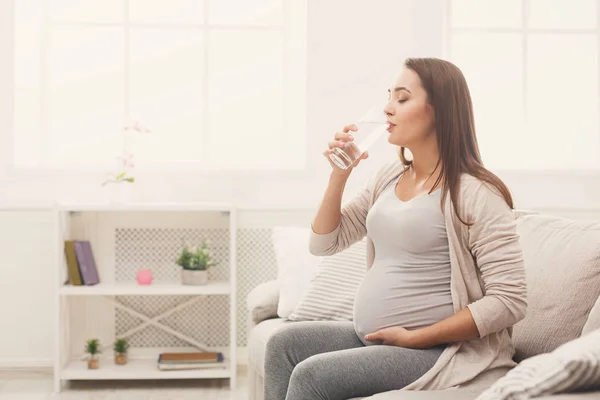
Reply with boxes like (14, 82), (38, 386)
(14, 0), (306, 171)
(448, 0), (599, 170)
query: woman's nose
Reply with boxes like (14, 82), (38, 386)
(384, 103), (394, 116)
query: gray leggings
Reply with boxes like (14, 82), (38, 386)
(264, 321), (445, 400)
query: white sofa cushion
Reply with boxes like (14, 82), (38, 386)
(476, 328), (600, 400)
(364, 391), (480, 400)
(288, 238), (367, 322)
(365, 391), (600, 400)
(247, 280), (280, 326)
(512, 214), (600, 361)
(582, 295), (600, 336)
(271, 227), (323, 318)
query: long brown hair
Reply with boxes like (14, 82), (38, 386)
(401, 57), (513, 225)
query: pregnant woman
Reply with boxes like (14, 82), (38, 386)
(263, 58), (528, 400)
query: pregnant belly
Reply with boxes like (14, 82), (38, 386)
(353, 264), (454, 345)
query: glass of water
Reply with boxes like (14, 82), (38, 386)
(329, 104), (388, 170)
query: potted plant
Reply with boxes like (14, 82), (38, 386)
(176, 240), (219, 285)
(85, 339), (101, 369)
(113, 338), (129, 365)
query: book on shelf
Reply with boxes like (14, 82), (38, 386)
(64, 241), (83, 286)
(157, 351), (225, 371)
(64, 240), (100, 286)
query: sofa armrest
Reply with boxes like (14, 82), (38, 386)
(247, 279), (280, 326)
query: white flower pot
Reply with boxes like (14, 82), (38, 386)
(181, 269), (208, 285)
(103, 182), (132, 204)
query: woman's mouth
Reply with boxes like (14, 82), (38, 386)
(387, 123), (396, 132)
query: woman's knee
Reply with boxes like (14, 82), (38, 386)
(290, 355), (319, 381)
(288, 356), (324, 398)
(265, 323), (304, 358)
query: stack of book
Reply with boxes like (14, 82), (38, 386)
(64, 240), (100, 286)
(157, 351), (225, 371)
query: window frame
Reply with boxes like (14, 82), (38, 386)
(8, 0), (307, 175)
(443, 0), (600, 174)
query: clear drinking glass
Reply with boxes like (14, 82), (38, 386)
(329, 104), (388, 170)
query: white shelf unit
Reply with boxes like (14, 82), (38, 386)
(53, 202), (237, 393)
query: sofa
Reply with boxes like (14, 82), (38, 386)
(246, 210), (600, 400)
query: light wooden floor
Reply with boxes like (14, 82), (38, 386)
(0, 366), (249, 399)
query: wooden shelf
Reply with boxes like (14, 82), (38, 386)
(60, 358), (231, 380)
(59, 281), (231, 296)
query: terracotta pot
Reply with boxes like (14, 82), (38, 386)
(88, 359), (99, 369)
(115, 354), (127, 365)
(181, 269), (208, 285)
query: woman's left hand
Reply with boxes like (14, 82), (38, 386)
(364, 327), (425, 349)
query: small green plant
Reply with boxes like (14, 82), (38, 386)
(175, 240), (219, 271)
(85, 339), (101, 359)
(113, 338), (129, 355)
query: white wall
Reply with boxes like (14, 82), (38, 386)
(0, 0), (12, 177)
(1, 0), (600, 367)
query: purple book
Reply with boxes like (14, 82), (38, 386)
(74, 240), (100, 285)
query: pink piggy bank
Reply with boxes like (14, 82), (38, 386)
(136, 269), (153, 285)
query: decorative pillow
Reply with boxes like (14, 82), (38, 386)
(288, 239), (367, 321)
(582, 295), (600, 336)
(476, 328), (600, 400)
(271, 227), (323, 318)
(246, 280), (281, 326)
(511, 214), (600, 361)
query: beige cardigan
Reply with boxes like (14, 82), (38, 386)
(309, 161), (528, 392)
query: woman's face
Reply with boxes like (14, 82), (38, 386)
(384, 67), (436, 149)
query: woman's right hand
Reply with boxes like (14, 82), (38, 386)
(323, 124), (369, 176)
